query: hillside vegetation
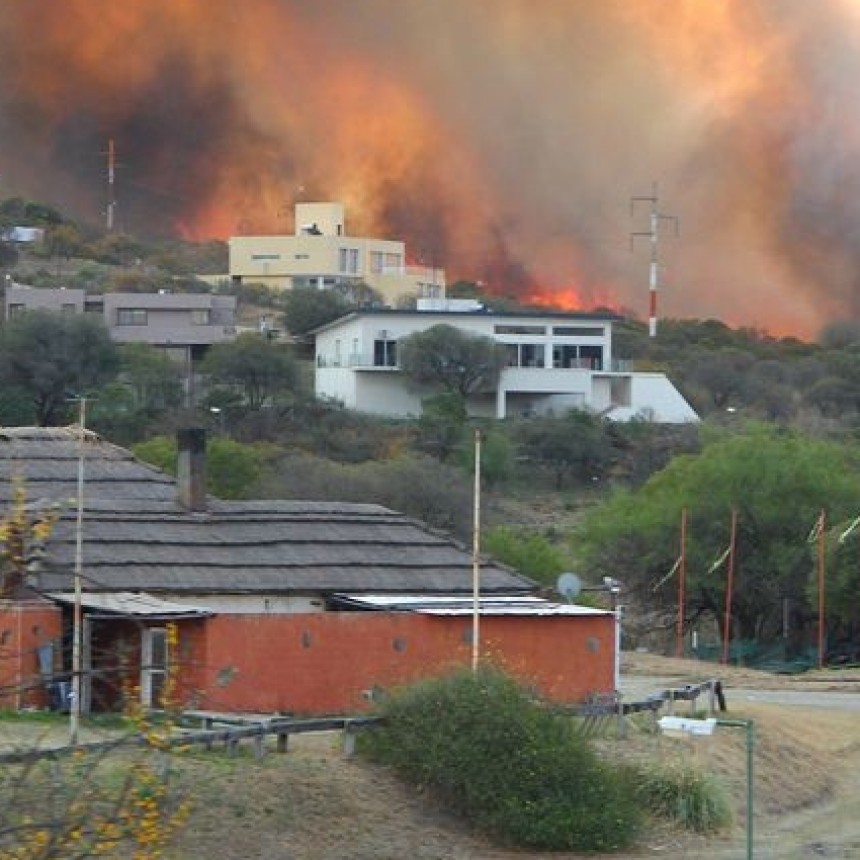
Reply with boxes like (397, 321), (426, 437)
(5, 198), (860, 663)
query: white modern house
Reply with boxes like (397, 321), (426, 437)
(313, 305), (699, 422)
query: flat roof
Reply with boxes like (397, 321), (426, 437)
(46, 591), (213, 619)
(332, 593), (610, 617)
(310, 308), (620, 335)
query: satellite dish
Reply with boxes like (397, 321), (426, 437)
(556, 572), (582, 601)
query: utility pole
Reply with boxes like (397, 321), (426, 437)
(70, 396), (87, 745)
(471, 429), (482, 672)
(105, 139), (117, 233)
(631, 183), (678, 337)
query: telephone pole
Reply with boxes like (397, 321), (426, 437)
(631, 183), (678, 337)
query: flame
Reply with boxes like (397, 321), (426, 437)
(2, 2), (860, 337)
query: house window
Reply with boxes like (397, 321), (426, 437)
(190, 308), (212, 325)
(384, 253), (402, 272)
(494, 324), (546, 335)
(116, 308), (148, 326)
(551, 344), (603, 369)
(521, 343), (544, 368)
(61, 303), (77, 314)
(417, 282), (442, 299)
(338, 247), (359, 275)
(373, 339), (397, 367)
(580, 345), (603, 370)
(141, 627), (168, 708)
(505, 343), (545, 368)
(7, 303), (25, 317)
(370, 251), (384, 274)
(251, 253), (281, 261)
(552, 326), (604, 337)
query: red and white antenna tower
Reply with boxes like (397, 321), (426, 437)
(105, 138), (117, 232)
(631, 183), (678, 337)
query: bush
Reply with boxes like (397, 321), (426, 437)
(633, 760), (732, 833)
(483, 525), (569, 587)
(361, 668), (641, 852)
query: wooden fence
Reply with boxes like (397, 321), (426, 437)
(0, 679), (726, 764)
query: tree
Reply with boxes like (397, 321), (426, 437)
(484, 526), (569, 587)
(116, 342), (184, 412)
(132, 435), (264, 499)
(575, 426), (860, 646)
(0, 240), (19, 269)
(518, 409), (613, 489)
(280, 285), (352, 335)
(398, 324), (508, 398)
(201, 333), (301, 410)
(42, 223), (83, 263)
(0, 310), (119, 425)
(415, 392), (467, 461)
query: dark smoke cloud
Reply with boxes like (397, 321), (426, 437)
(2, 0), (860, 337)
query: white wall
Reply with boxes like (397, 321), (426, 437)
(160, 594), (325, 614)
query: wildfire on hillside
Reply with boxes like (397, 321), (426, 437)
(2, 1), (860, 336)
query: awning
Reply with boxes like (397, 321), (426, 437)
(331, 593), (611, 617)
(45, 591), (213, 620)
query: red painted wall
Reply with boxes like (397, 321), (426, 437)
(178, 612), (614, 715)
(0, 600), (63, 710)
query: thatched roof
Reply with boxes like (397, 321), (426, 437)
(0, 428), (533, 596)
(0, 426), (177, 502)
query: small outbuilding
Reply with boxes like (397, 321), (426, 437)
(0, 427), (615, 715)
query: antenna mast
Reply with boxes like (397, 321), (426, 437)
(631, 182), (678, 337)
(105, 138), (117, 232)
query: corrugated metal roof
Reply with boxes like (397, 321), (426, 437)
(332, 594), (610, 616)
(46, 591), (213, 618)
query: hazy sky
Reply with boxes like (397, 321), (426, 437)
(2, 1), (860, 338)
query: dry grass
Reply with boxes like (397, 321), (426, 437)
(5, 655), (860, 858)
(164, 677), (860, 859)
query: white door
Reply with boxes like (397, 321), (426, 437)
(141, 627), (168, 708)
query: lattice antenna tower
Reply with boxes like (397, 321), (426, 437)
(104, 138), (118, 232)
(631, 182), (678, 337)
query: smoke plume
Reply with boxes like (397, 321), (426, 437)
(2, 0), (860, 337)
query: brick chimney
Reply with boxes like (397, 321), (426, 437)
(177, 428), (207, 512)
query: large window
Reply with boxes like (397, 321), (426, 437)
(552, 344), (604, 369)
(338, 247), (360, 275)
(190, 308), (212, 325)
(494, 324), (546, 335)
(552, 326), (604, 337)
(373, 339), (397, 367)
(505, 343), (545, 368)
(116, 308), (148, 326)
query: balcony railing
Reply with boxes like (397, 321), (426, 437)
(316, 355), (634, 373)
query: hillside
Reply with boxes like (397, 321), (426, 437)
(162, 656), (860, 859)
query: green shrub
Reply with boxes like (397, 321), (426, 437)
(633, 760), (732, 833)
(361, 668), (641, 852)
